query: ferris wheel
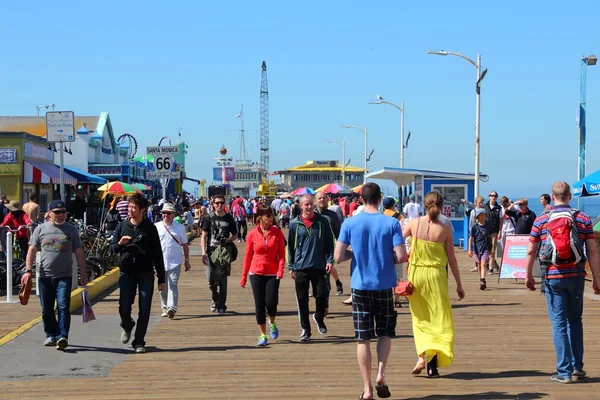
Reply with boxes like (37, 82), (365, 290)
(117, 133), (138, 159)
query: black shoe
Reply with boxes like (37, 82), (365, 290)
(479, 279), (487, 290)
(313, 313), (327, 335)
(299, 330), (311, 342)
(336, 283), (344, 296)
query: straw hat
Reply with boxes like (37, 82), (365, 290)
(6, 200), (22, 212)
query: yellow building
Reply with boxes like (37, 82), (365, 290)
(274, 160), (365, 190)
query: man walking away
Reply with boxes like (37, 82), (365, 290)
(111, 194), (165, 353)
(23, 200), (88, 350)
(334, 183), (407, 400)
(403, 194), (423, 220)
(484, 192), (502, 273)
(201, 194), (238, 315)
(155, 203), (191, 319)
(22, 192), (40, 223)
(525, 181), (600, 384)
(288, 194), (334, 341)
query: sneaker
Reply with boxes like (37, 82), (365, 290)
(121, 329), (132, 344)
(479, 279), (487, 291)
(210, 302), (217, 313)
(43, 337), (56, 346)
(299, 330), (311, 342)
(257, 334), (268, 346)
(218, 309), (226, 316)
(134, 345), (146, 354)
(313, 313), (328, 335)
(269, 322), (279, 339)
(573, 369), (587, 378)
(167, 309), (175, 319)
(487, 269), (494, 275)
(551, 374), (572, 384)
(56, 337), (68, 351)
(336, 283), (344, 296)
(161, 311), (168, 318)
(470, 266), (478, 272)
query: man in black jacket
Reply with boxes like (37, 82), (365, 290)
(315, 192), (344, 296)
(111, 193), (165, 353)
(484, 192), (502, 273)
(288, 194), (334, 342)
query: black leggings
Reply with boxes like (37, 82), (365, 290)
(249, 274), (280, 325)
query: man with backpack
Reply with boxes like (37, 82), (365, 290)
(201, 194), (238, 315)
(525, 181), (600, 384)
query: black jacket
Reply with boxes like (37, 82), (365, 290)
(287, 214), (335, 272)
(484, 202), (502, 234)
(110, 217), (166, 284)
(316, 208), (341, 239)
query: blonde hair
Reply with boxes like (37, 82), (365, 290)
(475, 196), (484, 205)
(519, 197), (528, 205)
(424, 191), (443, 222)
(552, 181), (571, 202)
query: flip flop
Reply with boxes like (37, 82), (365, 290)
(359, 394), (373, 400)
(375, 384), (391, 398)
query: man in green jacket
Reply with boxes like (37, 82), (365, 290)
(288, 194), (334, 342)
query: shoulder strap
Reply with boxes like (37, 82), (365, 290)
(162, 222), (182, 246)
(392, 211), (400, 219)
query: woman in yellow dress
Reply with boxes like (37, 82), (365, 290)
(402, 191), (465, 377)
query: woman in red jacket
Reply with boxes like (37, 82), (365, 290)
(0, 200), (32, 259)
(240, 204), (286, 346)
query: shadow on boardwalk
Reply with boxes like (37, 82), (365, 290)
(404, 392), (548, 399)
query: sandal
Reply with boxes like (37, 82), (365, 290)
(412, 360), (426, 375)
(394, 301), (403, 308)
(427, 355), (440, 378)
(375, 383), (391, 398)
(359, 394), (373, 400)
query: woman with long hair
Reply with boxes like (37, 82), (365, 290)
(240, 204), (286, 346)
(402, 191), (465, 377)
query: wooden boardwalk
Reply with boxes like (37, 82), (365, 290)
(2, 239), (600, 399)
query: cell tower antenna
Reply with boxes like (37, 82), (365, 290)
(236, 104), (247, 161)
(260, 61), (269, 174)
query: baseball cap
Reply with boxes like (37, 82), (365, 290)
(48, 200), (66, 211)
(382, 197), (395, 208)
(475, 208), (486, 217)
(161, 203), (177, 214)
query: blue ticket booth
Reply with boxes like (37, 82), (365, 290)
(366, 167), (488, 247)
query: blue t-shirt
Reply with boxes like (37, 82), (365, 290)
(338, 211), (404, 291)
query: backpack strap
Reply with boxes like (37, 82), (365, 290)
(392, 211), (400, 219)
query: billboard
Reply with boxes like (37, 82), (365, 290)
(213, 167), (235, 182)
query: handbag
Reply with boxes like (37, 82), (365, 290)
(395, 216), (421, 297)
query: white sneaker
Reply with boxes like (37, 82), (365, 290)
(470, 267), (478, 272)
(161, 310), (168, 317)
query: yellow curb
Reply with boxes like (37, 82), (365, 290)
(0, 267), (120, 348)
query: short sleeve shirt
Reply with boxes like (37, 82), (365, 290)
(156, 221), (188, 270)
(202, 213), (237, 249)
(29, 221), (82, 278)
(470, 222), (491, 255)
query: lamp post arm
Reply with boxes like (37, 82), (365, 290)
(444, 51), (478, 68)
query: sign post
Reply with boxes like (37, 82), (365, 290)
(46, 111), (75, 202)
(146, 146), (180, 201)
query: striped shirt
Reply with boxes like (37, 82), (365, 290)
(529, 205), (594, 279)
(116, 200), (129, 220)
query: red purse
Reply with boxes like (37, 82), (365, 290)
(395, 281), (413, 296)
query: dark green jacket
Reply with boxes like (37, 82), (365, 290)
(287, 214), (334, 271)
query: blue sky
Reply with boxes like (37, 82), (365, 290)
(1, 1), (599, 199)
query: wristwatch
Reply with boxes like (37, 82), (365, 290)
(24, 270), (32, 274)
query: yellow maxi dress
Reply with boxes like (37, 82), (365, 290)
(408, 235), (455, 367)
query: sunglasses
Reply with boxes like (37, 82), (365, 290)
(162, 212), (174, 215)
(489, 194), (498, 197)
(214, 201), (225, 205)
(51, 209), (67, 215)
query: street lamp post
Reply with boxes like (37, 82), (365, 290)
(427, 50), (488, 199)
(369, 96), (405, 168)
(341, 125), (368, 184)
(578, 54), (597, 208)
(326, 139), (346, 186)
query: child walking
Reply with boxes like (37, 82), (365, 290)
(468, 208), (492, 290)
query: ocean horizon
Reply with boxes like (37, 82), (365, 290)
(523, 196), (600, 220)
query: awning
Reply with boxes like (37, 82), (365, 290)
(60, 165), (107, 185)
(23, 160), (77, 185)
(366, 167), (489, 186)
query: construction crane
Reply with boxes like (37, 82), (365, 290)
(260, 61), (269, 176)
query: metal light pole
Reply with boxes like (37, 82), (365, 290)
(578, 54), (597, 208)
(427, 50), (488, 199)
(326, 139), (346, 186)
(341, 125), (368, 184)
(369, 96), (405, 167)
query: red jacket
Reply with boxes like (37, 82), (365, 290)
(1, 212), (31, 239)
(241, 225), (286, 284)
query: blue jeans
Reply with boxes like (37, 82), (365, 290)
(38, 277), (72, 340)
(545, 276), (585, 378)
(119, 271), (154, 347)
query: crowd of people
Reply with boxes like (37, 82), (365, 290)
(14, 180), (600, 397)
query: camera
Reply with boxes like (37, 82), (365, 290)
(220, 237), (228, 245)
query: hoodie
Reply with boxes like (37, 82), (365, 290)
(287, 214), (334, 271)
(110, 217), (166, 284)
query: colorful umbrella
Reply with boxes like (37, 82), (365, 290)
(133, 183), (152, 191)
(279, 192), (293, 199)
(291, 187), (316, 195)
(97, 181), (142, 195)
(316, 183), (350, 194)
(352, 184), (364, 194)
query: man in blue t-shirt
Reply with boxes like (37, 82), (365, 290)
(334, 183), (407, 400)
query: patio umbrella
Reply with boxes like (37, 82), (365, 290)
(572, 169), (600, 197)
(133, 183), (152, 191)
(97, 181), (142, 195)
(316, 183), (350, 194)
(279, 192), (292, 198)
(352, 184), (363, 194)
(291, 187), (316, 195)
